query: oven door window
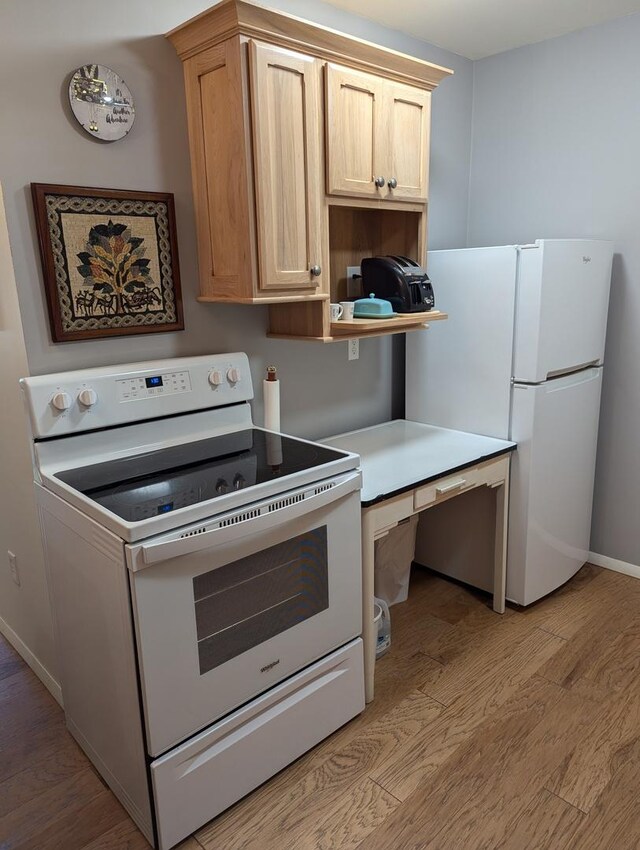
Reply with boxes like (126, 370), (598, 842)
(193, 526), (328, 675)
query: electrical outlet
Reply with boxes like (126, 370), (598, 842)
(8, 551), (19, 587)
(346, 266), (362, 299)
(347, 339), (359, 361)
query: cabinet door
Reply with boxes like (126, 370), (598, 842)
(325, 64), (386, 198)
(250, 42), (324, 292)
(385, 82), (430, 202)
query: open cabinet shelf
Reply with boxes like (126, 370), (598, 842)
(267, 309), (447, 342)
(267, 203), (447, 342)
(330, 312), (447, 335)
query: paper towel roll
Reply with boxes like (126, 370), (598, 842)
(263, 365), (280, 432)
(265, 432), (283, 469)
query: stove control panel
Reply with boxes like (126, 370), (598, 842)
(21, 353), (253, 439)
(116, 370), (192, 402)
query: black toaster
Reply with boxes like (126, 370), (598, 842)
(360, 255), (435, 313)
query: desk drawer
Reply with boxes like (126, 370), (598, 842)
(413, 457), (509, 512)
(414, 469), (481, 510)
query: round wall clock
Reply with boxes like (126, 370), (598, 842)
(68, 64), (136, 141)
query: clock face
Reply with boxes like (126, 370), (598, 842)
(68, 64), (135, 141)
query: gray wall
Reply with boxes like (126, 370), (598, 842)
(467, 13), (640, 566)
(0, 0), (472, 684)
(0, 0), (473, 440)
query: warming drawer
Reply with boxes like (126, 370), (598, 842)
(151, 639), (364, 850)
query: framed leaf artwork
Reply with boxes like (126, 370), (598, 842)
(31, 184), (184, 342)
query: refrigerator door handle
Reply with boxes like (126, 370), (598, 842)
(514, 366), (601, 392)
(545, 360), (601, 380)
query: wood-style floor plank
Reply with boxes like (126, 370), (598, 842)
(196, 688), (441, 850)
(0, 732), (90, 818)
(296, 777), (399, 850)
(493, 789), (585, 850)
(546, 684), (640, 813)
(579, 613), (640, 692)
(356, 675), (568, 850)
(4, 564), (640, 850)
(77, 820), (152, 850)
(564, 737), (640, 850)
(0, 769), (105, 848)
(519, 566), (638, 641)
(371, 626), (565, 800)
(537, 620), (620, 691)
(0, 667), (60, 748)
(0, 638), (25, 682)
(0, 713), (67, 785)
(12, 789), (128, 850)
(417, 682), (596, 850)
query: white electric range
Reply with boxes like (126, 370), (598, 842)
(21, 353), (364, 850)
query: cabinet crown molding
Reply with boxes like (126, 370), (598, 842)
(166, 0), (453, 90)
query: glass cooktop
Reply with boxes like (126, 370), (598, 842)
(55, 428), (348, 523)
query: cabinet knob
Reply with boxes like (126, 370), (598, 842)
(310, 264), (322, 277)
(388, 177), (398, 189)
(373, 176), (386, 188)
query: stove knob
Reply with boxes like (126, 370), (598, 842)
(51, 391), (72, 411)
(227, 367), (240, 384)
(215, 478), (229, 495)
(78, 388), (98, 407)
(208, 370), (223, 387)
(233, 473), (246, 490)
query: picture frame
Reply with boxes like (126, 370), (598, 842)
(31, 183), (184, 342)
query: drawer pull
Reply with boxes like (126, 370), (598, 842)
(436, 478), (467, 495)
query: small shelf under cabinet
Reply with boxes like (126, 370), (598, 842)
(330, 312), (447, 335)
(267, 308), (447, 343)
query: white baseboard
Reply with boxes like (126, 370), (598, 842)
(0, 615), (62, 705)
(589, 551), (640, 580)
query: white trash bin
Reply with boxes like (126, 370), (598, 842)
(374, 515), (418, 606)
(373, 597), (391, 658)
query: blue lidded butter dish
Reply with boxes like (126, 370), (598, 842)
(353, 293), (397, 319)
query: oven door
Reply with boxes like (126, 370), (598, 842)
(126, 471), (362, 756)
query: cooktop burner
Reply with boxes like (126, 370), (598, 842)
(55, 428), (348, 523)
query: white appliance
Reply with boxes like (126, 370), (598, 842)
(406, 239), (613, 606)
(21, 354), (364, 850)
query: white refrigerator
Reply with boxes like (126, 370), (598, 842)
(406, 239), (613, 606)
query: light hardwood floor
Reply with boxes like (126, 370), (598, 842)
(2, 563), (640, 850)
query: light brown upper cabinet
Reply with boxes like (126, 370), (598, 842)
(167, 0), (452, 333)
(325, 65), (386, 199)
(326, 65), (430, 203)
(176, 36), (326, 303)
(250, 42), (325, 293)
(386, 81), (431, 202)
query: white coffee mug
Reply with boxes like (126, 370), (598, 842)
(330, 303), (343, 321)
(340, 301), (355, 321)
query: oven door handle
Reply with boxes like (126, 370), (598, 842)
(139, 471), (361, 566)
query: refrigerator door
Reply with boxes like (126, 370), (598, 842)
(406, 246), (517, 439)
(508, 367), (603, 606)
(513, 240), (613, 383)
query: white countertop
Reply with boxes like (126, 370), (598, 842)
(324, 420), (515, 505)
